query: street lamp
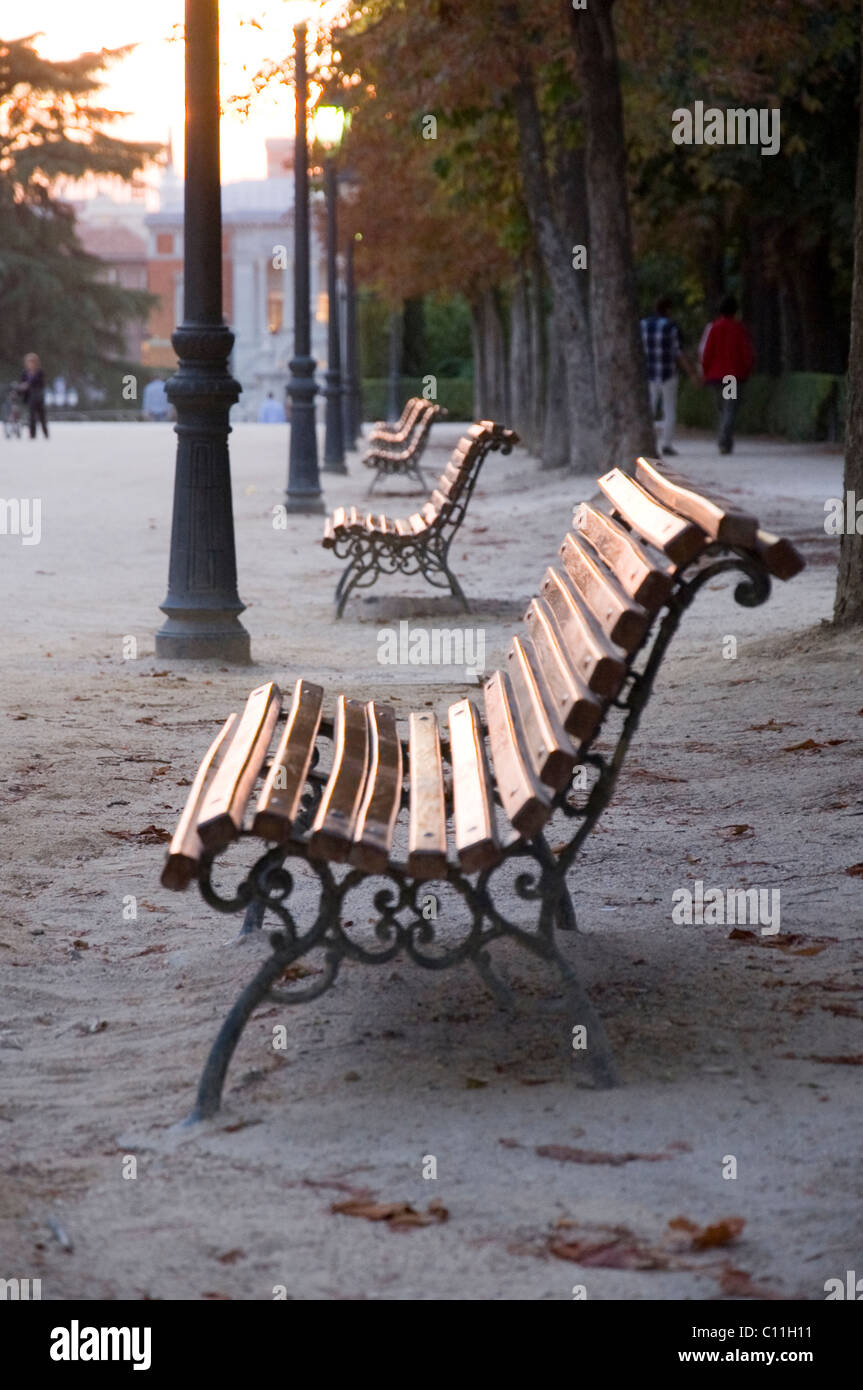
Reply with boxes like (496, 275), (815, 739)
(342, 231), (362, 451)
(156, 0), (250, 662)
(285, 19), (324, 514)
(315, 104), (347, 474)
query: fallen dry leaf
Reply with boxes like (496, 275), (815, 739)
(549, 1225), (670, 1270)
(104, 825), (171, 844)
(537, 1145), (673, 1166)
(728, 928), (757, 942)
(669, 1216), (744, 1250)
(331, 1198), (448, 1229)
(718, 824), (752, 838)
(216, 1249), (245, 1264)
(845, 863), (863, 879)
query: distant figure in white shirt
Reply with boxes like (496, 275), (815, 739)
(142, 377), (170, 421)
(257, 392), (286, 423)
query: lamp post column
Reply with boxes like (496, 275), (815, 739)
(156, 0), (250, 662)
(322, 157), (346, 472)
(342, 233), (361, 450)
(285, 21), (324, 513)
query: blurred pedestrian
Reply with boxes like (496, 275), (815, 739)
(699, 296), (755, 455)
(640, 295), (698, 456)
(142, 377), (170, 421)
(18, 353), (48, 439)
(257, 391), (286, 423)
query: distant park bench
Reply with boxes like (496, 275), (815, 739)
(362, 398), (445, 494)
(161, 453), (804, 1120)
(324, 420), (515, 616)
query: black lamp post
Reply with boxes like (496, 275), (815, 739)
(156, 0), (250, 662)
(285, 21), (324, 514)
(342, 232), (361, 450)
(317, 112), (347, 474)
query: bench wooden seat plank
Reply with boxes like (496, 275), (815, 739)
(308, 696), (370, 862)
(634, 456), (758, 547)
(522, 596), (603, 742)
(161, 714), (239, 890)
(754, 528), (805, 580)
(575, 503), (673, 613)
(252, 680), (324, 844)
(448, 698), (500, 872)
(538, 568), (628, 698)
(484, 670), (553, 838)
(407, 711), (448, 880)
(350, 702), (403, 873)
(598, 468), (707, 566)
(507, 636), (577, 790)
(197, 683), (282, 852)
(559, 532), (650, 652)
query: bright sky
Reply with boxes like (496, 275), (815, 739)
(14, 1), (344, 184)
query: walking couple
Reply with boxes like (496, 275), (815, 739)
(641, 296), (754, 457)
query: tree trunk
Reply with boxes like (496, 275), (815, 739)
(541, 297), (570, 469)
(508, 260), (533, 446)
(834, 0), (863, 625)
(568, 0), (655, 467)
(527, 247), (547, 451)
(471, 288), (508, 421)
(509, 61), (604, 473)
(386, 305), (402, 419)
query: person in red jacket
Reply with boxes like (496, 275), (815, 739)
(699, 295), (755, 454)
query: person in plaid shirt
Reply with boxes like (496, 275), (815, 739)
(640, 296), (697, 456)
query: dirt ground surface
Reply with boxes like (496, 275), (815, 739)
(1, 419), (861, 1302)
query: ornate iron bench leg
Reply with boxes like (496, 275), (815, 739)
(445, 563), (470, 612)
(365, 468), (381, 497)
(186, 931), (298, 1123)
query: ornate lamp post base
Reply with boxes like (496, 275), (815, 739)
(156, 322), (251, 662)
(285, 351), (325, 513)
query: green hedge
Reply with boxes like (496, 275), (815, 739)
(361, 376), (474, 422)
(678, 371), (843, 441)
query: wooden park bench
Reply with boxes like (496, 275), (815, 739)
(368, 395), (428, 445)
(161, 454), (804, 1121)
(324, 420), (516, 616)
(362, 399), (445, 495)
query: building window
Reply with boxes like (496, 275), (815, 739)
(267, 292), (284, 334)
(157, 232), (174, 256)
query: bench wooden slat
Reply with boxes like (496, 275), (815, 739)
(430, 488), (450, 513)
(507, 636), (577, 790)
(559, 531), (650, 652)
(421, 501), (439, 525)
(407, 711), (448, 880)
(523, 596), (603, 742)
(350, 702), (403, 873)
(322, 518), (336, 548)
(394, 518), (413, 537)
(408, 512), (428, 534)
(634, 456), (759, 547)
(252, 679), (324, 844)
(448, 697), (500, 873)
(197, 683), (282, 851)
(538, 569), (628, 698)
(347, 505), (360, 529)
(575, 503), (673, 613)
(484, 670), (552, 838)
(754, 528), (805, 580)
(308, 696), (370, 862)
(598, 468), (706, 566)
(162, 714), (239, 890)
